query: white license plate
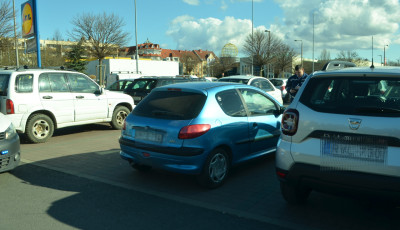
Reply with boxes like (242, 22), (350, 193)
(134, 129), (163, 143)
(321, 135), (387, 163)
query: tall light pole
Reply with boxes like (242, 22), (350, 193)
(378, 55), (382, 66)
(134, 0), (139, 74)
(312, 12), (315, 73)
(265, 30), (270, 78)
(294, 40), (303, 66)
(12, 0), (19, 68)
(383, 44), (388, 66)
(251, 0), (254, 75)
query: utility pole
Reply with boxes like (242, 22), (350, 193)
(13, 0), (19, 68)
(383, 44), (388, 66)
(135, 0), (139, 74)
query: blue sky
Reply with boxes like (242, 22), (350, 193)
(14, 0), (400, 64)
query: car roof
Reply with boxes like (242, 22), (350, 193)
(153, 81), (255, 92)
(0, 68), (80, 74)
(219, 75), (262, 80)
(312, 66), (400, 78)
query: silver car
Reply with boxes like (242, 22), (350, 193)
(0, 113), (20, 172)
(276, 66), (400, 204)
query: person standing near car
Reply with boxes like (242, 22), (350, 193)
(286, 65), (309, 102)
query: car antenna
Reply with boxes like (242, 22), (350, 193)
(370, 36), (375, 69)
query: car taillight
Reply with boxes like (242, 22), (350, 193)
(178, 124), (211, 139)
(281, 85), (286, 91)
(6, 99), (14, 114)
(281, 109), (299, 136)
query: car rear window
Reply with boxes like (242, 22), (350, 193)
(300, 76), (400, 117)
(0, 74), (10, 96)
(218, 78), (250, 84)
(270, 79), (283, 86)
(132, 90), (207, 120)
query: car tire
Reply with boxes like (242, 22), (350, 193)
(25, 114), (54, 143)
(110, 106), (130, 130)
(280, 181), (311, 205)
(197, 148), (230, 189)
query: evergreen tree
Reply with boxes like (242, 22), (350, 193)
(65, 40), (87, 73)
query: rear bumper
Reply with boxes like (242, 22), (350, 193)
(277, 163), (400, 201)
(119, 137), (206, 174)
(0, 134), (21, 173)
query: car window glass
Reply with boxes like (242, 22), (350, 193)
(38, 74), (52, 92)
(216, 89), (246, 117)
(67, 73), (98, 93)
(43, 73), (69, 92)
(133, 90), (206, 120)
(108, 81), (119, 91)
(15, 74), (33, 93)
(300, 77), (400, 117)
(0, 74), (10, 96)
(259, 79), (274, 91)
(240, 89), (277, 116)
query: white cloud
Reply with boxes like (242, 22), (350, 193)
(167, 16), (266, 55)
(273, 0), (400, 54)
(183, 0), (200, 5)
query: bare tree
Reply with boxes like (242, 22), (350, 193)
(0, 1), (13, 38)
(53, 29), (63, 41)
(243, 29), (282, 76)
(336, 50), (359, 62)
(180, 52), (200, 75)
(274, 44), (296, 77)
(69, 12), (129, 85)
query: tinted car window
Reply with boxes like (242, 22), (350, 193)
(0, 74), (10, 96)
(270, 79), (283, 87)
(67, 73), (98, 93)
(300, 77), (400, 117)
(216, 89), (246, 117)
(133, 90), (206, 120)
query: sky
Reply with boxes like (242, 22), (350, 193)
(13, 0), (400, 64)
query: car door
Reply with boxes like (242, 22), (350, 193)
(239, 88), (281, 156)
(39, 73), (75, 124)
(67, 73), (108, 122)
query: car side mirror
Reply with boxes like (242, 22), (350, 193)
(94, 87), (103, 95)
(273, 106), (286, 116)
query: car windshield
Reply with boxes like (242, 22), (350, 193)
(0, 74), (10, 96)
(300, 76), (400, 117)
(132, 90), (207, 120)
(124, 79), (157, 92)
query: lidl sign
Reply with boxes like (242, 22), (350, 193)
(21, 1), (34, 38)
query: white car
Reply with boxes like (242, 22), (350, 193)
(276, 66), (400, 204)
(0, 68), (135, 143)
(0, 112), (20, 172)
(218, 75), (283, 104)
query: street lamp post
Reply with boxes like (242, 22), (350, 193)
(251, 0), (253, 75)
(134, 0), (139, 74)
(383, 44), (388, 66)
(378, 55), (382, 66)
(265, 30), (270, 78)
(294, 40), (303, 66)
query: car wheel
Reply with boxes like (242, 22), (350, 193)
(25, 114), (54, 143)
(130, 162), (152, 172)
(111, 106), (130, 129)
(197, 148), (230, 189)
(280, 181), (311, 205)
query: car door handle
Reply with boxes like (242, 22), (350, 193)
(76, 96), (84, 99)
(42, 96), (53, 99)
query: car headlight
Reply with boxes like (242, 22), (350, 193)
(5, 123), (17, 139)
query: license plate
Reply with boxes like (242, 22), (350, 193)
(321, 135), (387, 163)
(134, 129), (163, 143)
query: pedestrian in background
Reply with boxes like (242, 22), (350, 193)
(286, 65), (309, 102)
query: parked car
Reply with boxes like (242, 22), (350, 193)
(0, 67), (134, 143)
(218, 75), (283, 104)
(276, 66), (400, 204)
(269, 78), (289, 103)
(119, 82), (284, 188)
(123, 76), (205, 104)
(106, 79), (135, 92)
(0, 112), (20, 172)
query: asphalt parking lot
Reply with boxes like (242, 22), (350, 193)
(19, 123), (400, 230)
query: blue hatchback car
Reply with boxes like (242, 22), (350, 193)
(119, 82), (284, 188)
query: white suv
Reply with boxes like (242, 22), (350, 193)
(276, 66), (400, 204)
(0, 68), (135, 143)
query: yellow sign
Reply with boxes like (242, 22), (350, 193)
(21, 1), (34, 38)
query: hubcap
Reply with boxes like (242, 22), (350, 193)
(208, 153), (227, 183)
(32, 119), (50, 139)
(116, 111), (128, 126)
